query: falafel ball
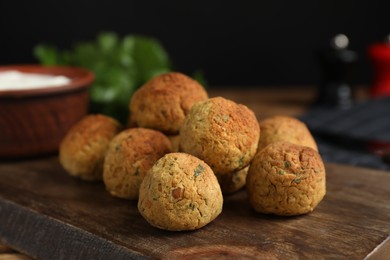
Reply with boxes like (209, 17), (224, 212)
(258, 115), (317, 151)
(180, 97), (260, 174)
(103, 128), (172, 200)
(129, 72), (208, 134)
(59, 114), (122, 181)
(138, 153), (223, 231)
(216, 166), (249, 195)
(247, 141), (326, 216)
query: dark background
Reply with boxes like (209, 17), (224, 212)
(0, 0), (389, 86)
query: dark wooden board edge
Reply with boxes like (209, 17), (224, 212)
(365, 235), (390, 260)
(0, 199), (147, 260)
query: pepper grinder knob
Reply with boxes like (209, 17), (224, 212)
(331, 33), (349, 49)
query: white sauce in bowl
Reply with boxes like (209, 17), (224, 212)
(0, 70), (71, 91)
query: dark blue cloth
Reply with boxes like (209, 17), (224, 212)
(300, 97), (390, 170)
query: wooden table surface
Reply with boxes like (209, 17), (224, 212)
(2, 86), (389, 259)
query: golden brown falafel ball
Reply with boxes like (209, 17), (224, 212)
(258, 115), (317, 151)
(129, 72), (208, 134)
(216, 166), (249, 195)
(138, 153), (223, 231)
(59, 114), (122, 181)
(247, 141), (326, 216)
(180, 97), (260, 174)
(103, 128), (172, 200)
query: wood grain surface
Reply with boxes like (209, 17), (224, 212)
(0, 156), (389, 259)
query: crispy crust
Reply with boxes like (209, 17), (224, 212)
(59, 114), (122, 181)
(103, 128), (172, 200)
(258, 116), (318, 151)
(180, 97), (260, 174)
(129, 72), (208, 134)
(247, 141), (326, 216)
(138, 153), (223, 231)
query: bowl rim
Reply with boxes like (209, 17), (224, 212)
(0, 64), (94, 98)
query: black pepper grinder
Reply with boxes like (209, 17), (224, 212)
(316, 34), (358, 108)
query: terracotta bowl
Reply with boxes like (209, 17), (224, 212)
(0, 65), (94, 158)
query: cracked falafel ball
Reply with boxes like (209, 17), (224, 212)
(129, 72), (208, 134)
(179, 97), (260, 175)
(59, 114), (122, 181)
(247, 141), (326, 216)
(103, 128), (172, 200)
(258, 115), (317, 151)
(138, 153), (223, 231)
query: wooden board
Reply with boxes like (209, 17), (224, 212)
(0, 157), (389, 259)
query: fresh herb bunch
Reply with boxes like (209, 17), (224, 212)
(34, 32), (172, 123)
